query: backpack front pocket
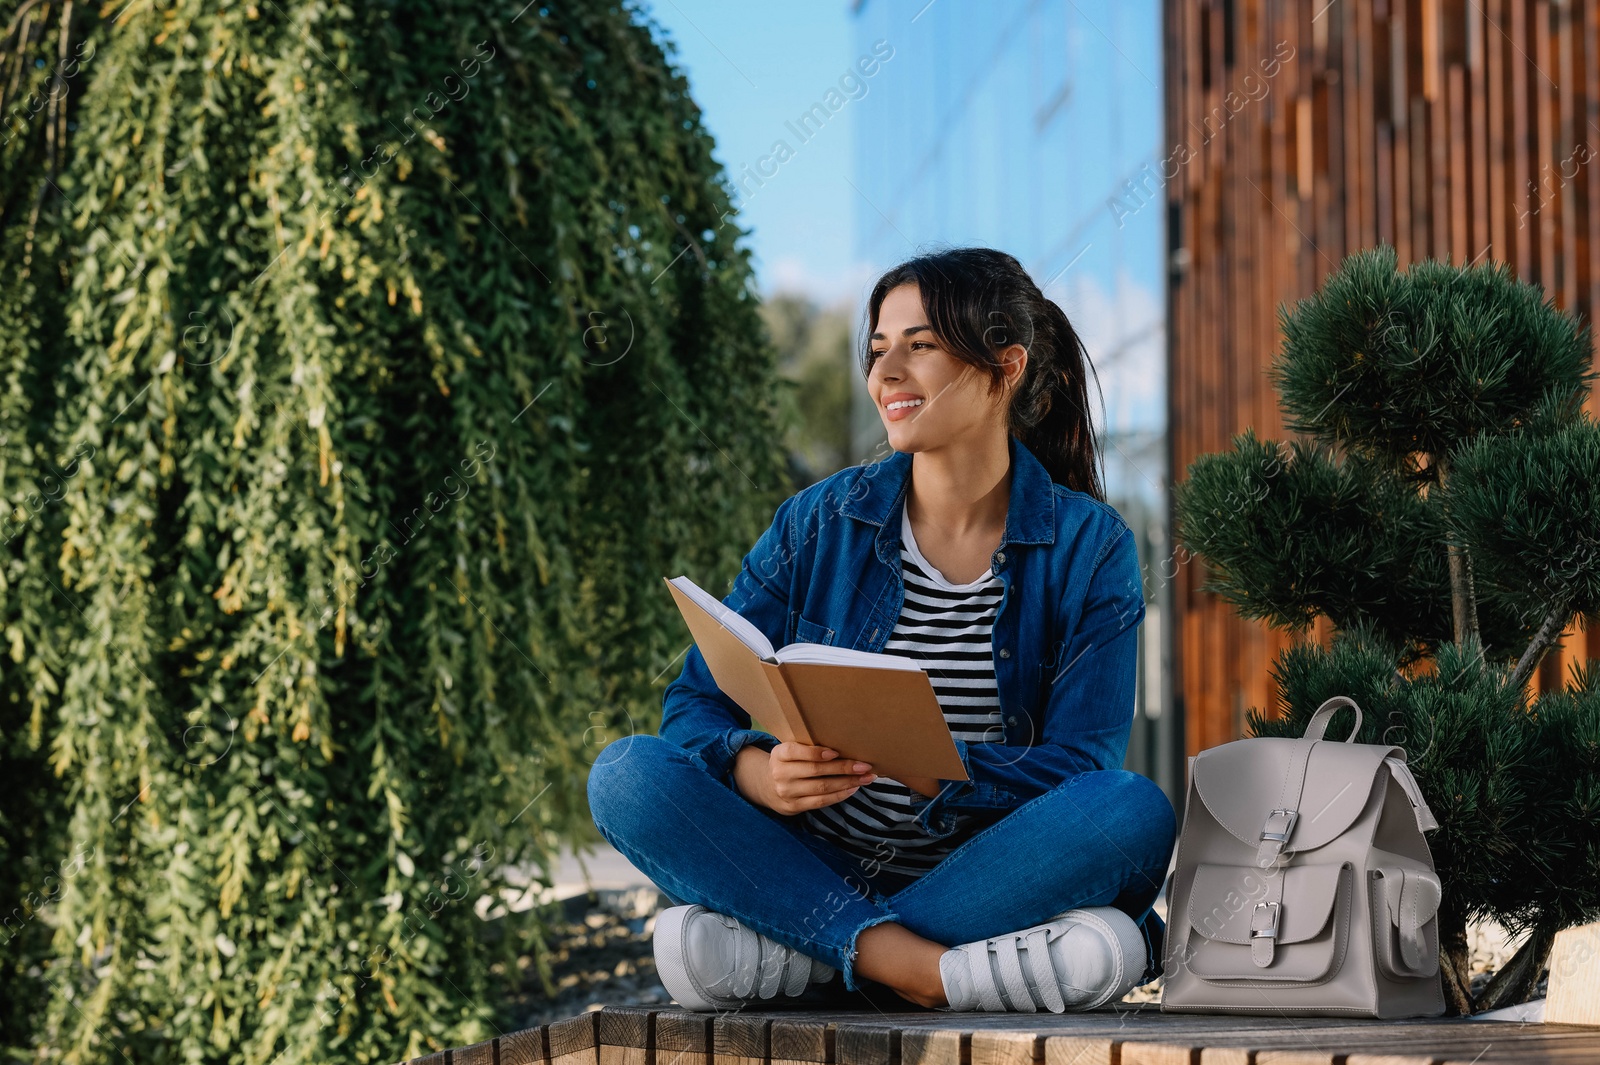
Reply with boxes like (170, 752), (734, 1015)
(1183, 861), (1353, 985)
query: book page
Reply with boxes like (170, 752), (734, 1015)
(666, 576), (775, 660)
(774, 643), (923, 670)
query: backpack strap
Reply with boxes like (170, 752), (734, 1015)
(1255, 742), (1313, 870)
(1249, 867), (1286, 967)
(1303, 696), (1364, 742)
(1304, 698), (1439, 834)
(1383, 755), (1440, 833)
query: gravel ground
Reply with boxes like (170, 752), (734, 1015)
(505, 887), (672, 1028)
(506, 887), (1545, 1024)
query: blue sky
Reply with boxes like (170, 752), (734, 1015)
(636, 0), (1167, 472)
(636, 0), (862, 303)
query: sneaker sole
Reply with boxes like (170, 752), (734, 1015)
(653, 904), (732, 1012)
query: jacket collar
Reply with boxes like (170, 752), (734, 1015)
(844, 435), (1058, 562)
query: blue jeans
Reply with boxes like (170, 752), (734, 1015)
(586, 734), (1176, 994)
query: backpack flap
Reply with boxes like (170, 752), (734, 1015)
(1192, 737), (1394, 861)
(1184, 861), (1354, 982)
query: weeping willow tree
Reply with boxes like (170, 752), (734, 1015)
(0, 2), (789, 1062)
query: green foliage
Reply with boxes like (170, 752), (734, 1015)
(1273, 245), (1595, 463)
(1446, 416), (1600, 628)
(1176, 430), (1534, 661)
(0, 2), (788, 1063)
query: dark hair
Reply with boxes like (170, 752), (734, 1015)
(859, 247), (1106, 500)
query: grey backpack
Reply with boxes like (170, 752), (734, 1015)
(1160, 696), (1448, 1018)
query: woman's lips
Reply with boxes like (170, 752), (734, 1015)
(882, 394), (924, 422)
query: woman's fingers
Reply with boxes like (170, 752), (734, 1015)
(804, 786), (863, 810)
(781, 785), (862, 813)
(767, 742), (875, 813)
(771, 742), (872, 777)
(775, 771), (873, 799)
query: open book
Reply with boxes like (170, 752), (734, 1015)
(664, 576), (968, 782)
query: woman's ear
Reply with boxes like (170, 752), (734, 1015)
(999, 343), (1029, 393)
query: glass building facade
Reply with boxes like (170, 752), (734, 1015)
(849, 0), (1180, 798)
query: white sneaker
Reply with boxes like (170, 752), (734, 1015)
(652, 904), (838, 1011)
(938, 906), (1147, 1012)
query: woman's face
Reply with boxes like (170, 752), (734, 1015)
(866, 283), (1021, 454)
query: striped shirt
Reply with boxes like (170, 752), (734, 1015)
(801, 505), (1007, 879)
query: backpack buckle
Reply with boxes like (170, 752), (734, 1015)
(1260, 808), (1298, 844)
(1250, 901), (1280, 967)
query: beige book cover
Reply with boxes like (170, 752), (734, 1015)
(664, 576), (969, 783)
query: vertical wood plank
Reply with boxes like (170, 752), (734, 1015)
(655, 1012), (712, 1065)
(550, 1013), (601, 1065)
(1252, 1053), (1343, 1065)
(1120, 1043), (1198, 1065)
(1510, 0), (1534, 273)
(599, 1007), (654, 1065)
(899, 1029), (962, 1065)
(1470, 0), (1492, 259)
(1042, 1036), (1118, 1065)
(834, 1023), (898, 1065)
(1449, 62), (1469, 260)
(1489, 0), (1509, 258)
(1393, 3), (1414, 264)
(970, 1032), (1041, 1065)
(714, 1013), (771, 1065)
(771, 1018), (834, 1065)
(1536, 0), (1558, 286)
(455, 1041), (497, 1065)
(501, 1027), (551, 1065)
(1196, 1050), (1252, 1065)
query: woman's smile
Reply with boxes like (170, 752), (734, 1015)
(882, 391), (925, 420)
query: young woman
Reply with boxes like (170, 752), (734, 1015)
(587, 248), (1176, 1013)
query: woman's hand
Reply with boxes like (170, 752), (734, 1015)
(733, 742), (876, 815)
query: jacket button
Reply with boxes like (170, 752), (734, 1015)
(995, 551), (1006, 564)
(1007, 715), (1017, 725)
(998, 647), (1011, 659)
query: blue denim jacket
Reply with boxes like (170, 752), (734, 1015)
(660, 435), (1146, 839)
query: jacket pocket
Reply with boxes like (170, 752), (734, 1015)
(793, 613), (835, 647)
(1184, 861), (1353, 985)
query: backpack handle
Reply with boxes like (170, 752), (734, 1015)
(1303, 695), (1364, 743)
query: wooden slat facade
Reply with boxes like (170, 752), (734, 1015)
(389, 1004), (1600, 1065)
(1164, 0), (1600, 757)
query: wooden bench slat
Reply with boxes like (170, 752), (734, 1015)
(549, 1012), (601, 1065)
(453, 1040), (497, 1065)
(500, 1027), (550, 1065)
(770, 1017), (834, 1065)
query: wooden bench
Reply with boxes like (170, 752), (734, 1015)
(393, 1002), (1600, 1065)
